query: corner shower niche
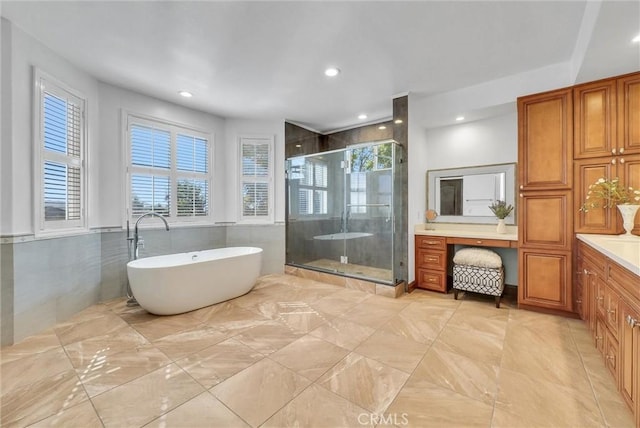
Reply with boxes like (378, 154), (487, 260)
(286, 140), (397, 285)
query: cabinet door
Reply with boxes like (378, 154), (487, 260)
(574, 79), (617, 159)
(618, 153), (640, 234)
(620, 301), (640, 413)
(518, 191), (572, 250)
(618, 72), (640, 155)
(518, 249), (572, 311)
(605, 286), (620, 340)
(518, 88), (573, 190)
(605, 329), (620, 385)
(574, 157), (617, 233)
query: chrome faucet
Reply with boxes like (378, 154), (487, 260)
(133, 212), (170, 260)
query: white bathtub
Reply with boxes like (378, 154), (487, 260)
(126, 247), (262, 315)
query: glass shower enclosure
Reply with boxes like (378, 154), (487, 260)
(286, 140), (396, 285)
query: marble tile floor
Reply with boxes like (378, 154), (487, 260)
(303, 259), (393, 283)
(0, 273), (634, 427)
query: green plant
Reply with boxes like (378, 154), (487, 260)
(579, 177), (640, 212)
(488, 200), (514, 219)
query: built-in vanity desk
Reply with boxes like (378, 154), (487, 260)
(575, 234), (640, 426)
(414, 224), (517, 292)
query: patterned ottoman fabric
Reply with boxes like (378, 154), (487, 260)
(453, 264), (504, 296)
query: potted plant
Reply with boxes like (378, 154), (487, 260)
(488, 200), (514, 234)
(580, 177), (640, 236)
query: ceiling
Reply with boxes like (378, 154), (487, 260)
(2, 1), (639, 133)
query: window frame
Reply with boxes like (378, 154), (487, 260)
(33, 68), (88, 237)
(238, 135), (274, 224)
(124, 112), (213, 226)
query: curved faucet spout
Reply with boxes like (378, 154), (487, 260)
(133, 212), (170, 260)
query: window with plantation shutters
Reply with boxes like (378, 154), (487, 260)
(127, 115), (211, 224)
(240, 136), (274, 222)
(35, 71), (87, 234)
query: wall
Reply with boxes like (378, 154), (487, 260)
(407, 109), (519, 285)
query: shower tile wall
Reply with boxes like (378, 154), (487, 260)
(1, 224), (285, 346)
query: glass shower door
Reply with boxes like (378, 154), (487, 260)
(343, 141), (394, 283)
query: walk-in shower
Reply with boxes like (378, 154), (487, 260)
(285, 140), (398, 285)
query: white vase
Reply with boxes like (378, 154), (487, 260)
(617, 204), (640, 236)
(496, 218), (507, 234)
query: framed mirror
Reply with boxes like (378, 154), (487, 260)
(426, 163), (516, 224)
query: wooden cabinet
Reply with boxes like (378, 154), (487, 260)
(414, 236), (448, 292)
(517, 88), (573, 313)
(574, 72), (640, 235)
(577, 239), (640, 423)
(618, 73), (640, 155)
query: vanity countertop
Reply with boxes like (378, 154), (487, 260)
(577, 234), (640, 276)
(414, 224), (517, 242)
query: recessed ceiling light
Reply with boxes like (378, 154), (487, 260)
(456, 116), (465, 121)
(633, 34), (640, 43)
(179, 91), (193, 98)
(394, 119), (403, 124)
(378, 125), (387, 130)
(358, 114), (367, 120)
(324, 67), (340, 77)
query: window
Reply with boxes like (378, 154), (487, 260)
(35, 70), (87, 234)
(290, 157), (327, 216)
(348, 142), (392, 214)
(127, 115), (211, 223)
(240, 136), (274, 222)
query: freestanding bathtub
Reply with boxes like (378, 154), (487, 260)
(126, 247), (262, 315)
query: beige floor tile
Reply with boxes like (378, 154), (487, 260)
(247, 300), (332, 334)
(144, 391), (250, 428)
(411, 342), (499, 404)
(317, 352), (409, 414)
(386, 378), (494, 428)
(0, 328), (60, 363)
(63, 324), (150, 368)
(211, 358), (311, 427)
(176, 338), (264, 388)
(1, 346), (73, 394)
(354, 330), (430, 373)
(150, 324), (231, 360)
(92, 363), (204, 428)
(338, 303), (400, 330)
(55, 311), (130, 346)
(309, 317), (376, 350)
(435, 324), (504, 366)
(1, 369), (88, 427)
(310, 288), (371, 317)
(446, 309), (508, 339)
(130, 312), (204, 342)
(76, 344), (172, 397)
(29, 400), (103, 427)
(270, 335), (350, 381)
(494, 367), (604, 427)
(263, 383), (372, 428)
(189, 301), (268, 331)
(233, 321), (305, 355)
(377, 311), (445, 345)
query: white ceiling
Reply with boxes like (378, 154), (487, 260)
(2, 1), (639, 132)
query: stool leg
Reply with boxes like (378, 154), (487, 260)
(495, 296), (500, 308)
(454, 289), (459, 300)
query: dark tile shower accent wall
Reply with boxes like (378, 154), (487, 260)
(285, 95), (409, 285)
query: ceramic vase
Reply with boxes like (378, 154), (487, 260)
(617, 204), (639, 236)
(496, 218), (507, 234)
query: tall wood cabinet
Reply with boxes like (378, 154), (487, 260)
(517, 88), (574, 312)
(574, 72), (640, 234)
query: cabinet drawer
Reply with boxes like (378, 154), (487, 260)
(416, 269), (447, 292)
(416, 249), (447, 271)
(447, 237), (512, 248)
(415, 236), (446, 250)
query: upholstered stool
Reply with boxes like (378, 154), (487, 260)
(452, 247), (505, 308)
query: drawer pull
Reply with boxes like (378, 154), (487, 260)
(425, 241), (439, 245)
(627, 315), (638, 328)
(595, 336), (603, 341)
(576, 299), (582, 304)
(606, 355), (615, 361)
(476, 240), (483, 244)
(607, 309), (616, 315)
(428, 278), (436, 282)
(426, 257), (437, 262)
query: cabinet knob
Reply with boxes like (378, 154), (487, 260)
(476, 240), (483, 244)
(607, 309), (616, 315)
(576, 299), (582, 304)
(619, 147), (624, 154)
(611, 159), (616, 165)
(606, 354), (615, 362)
(596, 335), (603, 341)
(519, 193), (523, 198)
(612, 148), (617, 155)
(627, 315), (638, 327)
(620, 158), (625, 164)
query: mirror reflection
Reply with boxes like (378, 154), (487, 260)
(427, 163), (516, 224)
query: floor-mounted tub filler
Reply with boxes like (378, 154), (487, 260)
(127, 247), (263, 315)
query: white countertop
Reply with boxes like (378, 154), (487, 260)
(414, 223), (517, 241)
(577, 234), (640, 276)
